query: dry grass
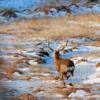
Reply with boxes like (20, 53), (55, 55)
(0, 58), (5, 66)
(88, 40), (100, 47)
(30, 65), (43, 72)
(96, 62), (100, 68)
(13, 93), (37, 100)
(48, 85), (91, 99)
(0, 8), (19, 19)
(0, 58), (24, 80)
(3, 66), (23, 78)
(76, 59), (87, 64)
(34, 5), (72, 14)
(42, 75), (59, 81)
(72, 51), (100, 61)
(0, 13), (100, 40)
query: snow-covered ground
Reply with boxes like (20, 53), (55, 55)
(0, 0), (100, 99)
(0, 32), (100, 99)
(0, 0), (100, 22)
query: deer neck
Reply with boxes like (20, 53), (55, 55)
(53, 55), (61, 72)
(53, 55), (59, 65)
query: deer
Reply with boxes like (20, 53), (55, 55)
(47, 40), (75, 86)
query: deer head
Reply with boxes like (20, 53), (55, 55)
(47, 40), (68, 58)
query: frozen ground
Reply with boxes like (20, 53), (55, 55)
(0, 32), (100, 99)
(0, 0), (100, 22)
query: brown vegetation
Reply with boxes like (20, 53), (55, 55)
(13, 93), (37, 100)
(34, 5), (72, 14)
(0, 8), (19, 19)
(3, 66), (23, 77)
(0, 58), (5, 66)
(76, 59), (87, 65)
(0, 83), (8, 100)
(0, 13), (100, 39)
(43, 75), (59, 81)
(96, 62), (100, 68)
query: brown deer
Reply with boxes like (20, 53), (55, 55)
(48, 40), (75, 85)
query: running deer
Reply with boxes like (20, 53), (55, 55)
(48, 40), (75, 85)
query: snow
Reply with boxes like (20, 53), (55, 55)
(93, 90), (100, 94)
(0, 34), (14, 38)
(31, 76), (39, 81)
(69, 38), (93, 44)
(0, 0), (100, 22)
(13, 72), (21, 76)
(0, 0), (47, 10)
(54, 94), (64, 98)
(83, 68), (100, 84)
(84, 77), (100, 84)
(18, 68), (30, 72)
(22, 52), (38, 57)
(28, 60), (38, 65)
(86, 95), (100, 99)
(48, 8), (66, 17)
(68, 90), (88, 98)
(1, 25), (100, 99)
(8, 29), (36, 33)
(42, 73), (51, 76)
(0, 49), (21, 54)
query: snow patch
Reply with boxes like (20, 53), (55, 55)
(68, 90), (88, 98)
(13, 72), (21, 76)
(83, 68), (100, 84)
(28, 60), (38, 65)
(18, 68), (30, 72)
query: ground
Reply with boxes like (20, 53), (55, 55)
(0, 0), (100, 100)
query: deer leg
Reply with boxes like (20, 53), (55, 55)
(63, 73), (69, 79)
(70, 71), (73, 77)
(63, 73), (66, 79)
(56, 73), (65, 86)
(62, 73), (66, 86)
(56, 73), (63, 82)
